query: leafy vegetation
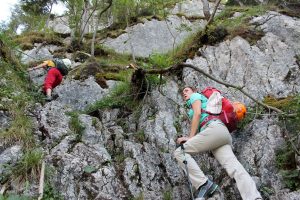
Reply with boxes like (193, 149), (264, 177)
(0, 194), (31, 200)
(112, 0), (181, 26)
(163, 190), (172, 200)
(42, 166), (64, 200)
(0, 34), (38, 149)
(2, 149), (43, 185)
(67, 112), (86, 142)
(86, 82), (138, 113)
(42, 182), (64, 200)
(14, 31), (63, 50)
(208, 6), (267, 44)
(264, 95), (300, 191)
(134, 130), (145, 143)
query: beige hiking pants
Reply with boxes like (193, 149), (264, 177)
(174, 121), (262, 200)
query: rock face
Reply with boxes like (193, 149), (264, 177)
(171, 0), (222, 17)
(2, 10), (300, 200)
(251, 11), (300, 55)
(183, 12), (300, 105)
(48, 16), (72, 35)
(47, 15), (113, 35)
(54, 77), (116, 111)
(21, 44), (61, 64)
(103, 15), (204, 57)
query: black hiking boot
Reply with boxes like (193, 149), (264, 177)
(195, 179), (218, 200)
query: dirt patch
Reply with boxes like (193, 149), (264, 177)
(228, 26), (265, 45)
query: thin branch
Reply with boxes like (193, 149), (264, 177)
(80, 1), (100, 42)
(143, 63), (283, 113)
(76, 50), (92, 57)
(38, 161), (45, 200)
(0, 182), (7, 195)
(206, 0), (222, 27)
(91, 0), (113, 56)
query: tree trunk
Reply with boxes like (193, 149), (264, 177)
(126, 7), (136, 63)
(79, 0), (90, 41)
(91, 0), (113, 56)
(44, 2), (54, 30)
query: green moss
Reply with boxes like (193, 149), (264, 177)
(15, 31), (63, 50)
(163, 190), (172, 200)
(134, 130), (145, 143)
(0, 194), (31, 200)
(280, 170), (300, 190)
(86, 82), (139, 113)
(115, 152), (126, 164)
(67, 112), (86, 142)
(276, 144), (296, 169)
(263, 96), (298, 111)
(129, 193), (144, 200)
(96, 70), (133, 82)
(206, 6), (267, 44)
(42, 183), (64, 200)
(270, 94), (300, 191)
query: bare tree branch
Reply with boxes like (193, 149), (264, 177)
(206, 0), (222, 27)
(142, 63), (283, 113)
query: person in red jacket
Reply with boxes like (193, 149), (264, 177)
(28, 59), (72, 101)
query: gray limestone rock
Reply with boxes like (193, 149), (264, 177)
(183, 33), (300, 104)
(47, 112), (127, 200)
(21, 44), (61, 64)
(0, 145), (22, 180)
(54, 77), (116, 111)
(48, 16), (71, 35)
(251, 11), (300, 55)
(0, 110), (11, 132)
(48, 15), (113, 35)
(171, 0), (222, 17)
(27, 68), (47, 87)
(103, 15), (204, 57)
(40, 101), (72, 144)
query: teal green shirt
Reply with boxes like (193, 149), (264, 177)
(187, 93), (209, 126)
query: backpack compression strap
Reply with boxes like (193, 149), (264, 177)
(200, 110), (229, 128)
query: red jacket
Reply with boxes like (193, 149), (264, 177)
(43, 68), (63, 92)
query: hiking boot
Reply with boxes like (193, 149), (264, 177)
(195, 179), (218, 200)
(45, 96), (53, 102)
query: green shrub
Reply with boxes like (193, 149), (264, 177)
(163, 190), (172, 200)
(7, 149), (43, 183)
(0, 194), (31, 200)
(134, 130), (145, 143)
(67, 112), (86, 142)
(42, 182), (64, 200)
(148, 53), (174, 69)
(86, 82), (138, 113)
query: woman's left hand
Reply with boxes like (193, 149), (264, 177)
(176, 136), (189, 144)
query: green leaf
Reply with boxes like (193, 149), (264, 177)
(83, 165), (97, 173)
